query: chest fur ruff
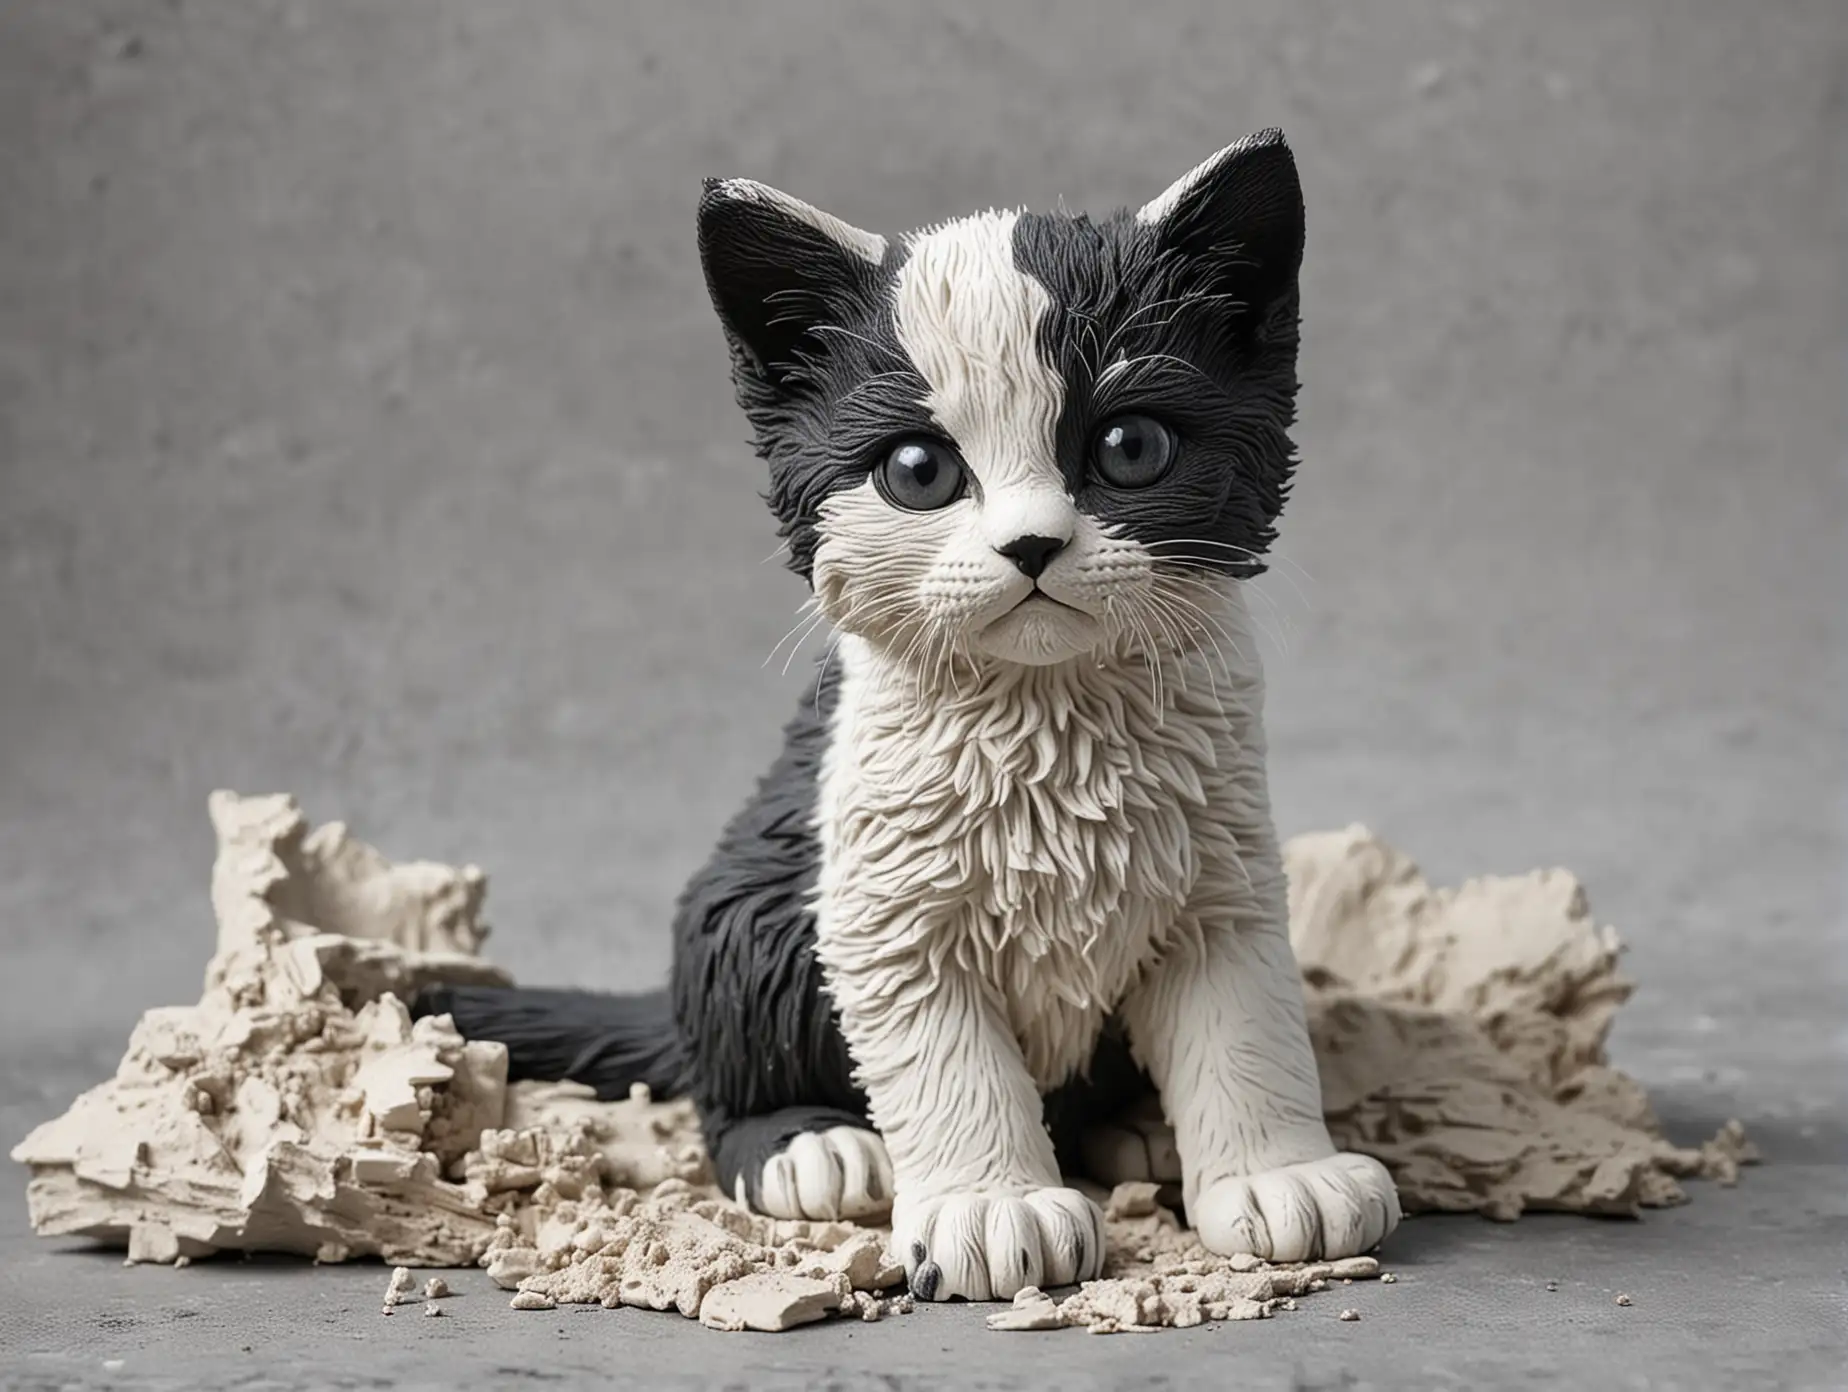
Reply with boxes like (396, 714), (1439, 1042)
(812, 632), (1267, 1090)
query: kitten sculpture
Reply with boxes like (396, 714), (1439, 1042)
(419, 129), (1401, 1301)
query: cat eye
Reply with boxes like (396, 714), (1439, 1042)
(1092, 415), (1176, 489)
(875, 438), (967, 512)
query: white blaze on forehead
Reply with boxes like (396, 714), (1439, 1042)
(891, 211), (1069, 511)
(708, 178), (889, 264)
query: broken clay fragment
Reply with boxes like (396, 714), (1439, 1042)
(698, 1273), (840, 1332)
(986, 1285), (1067, 1332)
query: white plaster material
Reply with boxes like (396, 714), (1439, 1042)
(11, 793), (1752, 1337)
(697, 1272), (842, 1332)
(13, 792), (519, 1267)
(1292, 825), (1758, 1218)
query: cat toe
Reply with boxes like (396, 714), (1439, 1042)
(1191, 1152), (1400, 1262)
(755, 1126), (893, 1221)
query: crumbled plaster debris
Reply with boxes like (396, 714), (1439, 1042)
(1339, 1309), (1361, 1322)
(1002, 1198), (1390, 1333)
(1616, 1292), (1634, 1307)
(423, 1301), (443, 1318)
(1289, 825), (1756, 1220)
(13, 794), (515, 1268)
(12, 795), (1754, 1337)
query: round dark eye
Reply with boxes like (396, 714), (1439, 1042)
(876, 438), (966, 512)
(1092, 415), (1176, 488)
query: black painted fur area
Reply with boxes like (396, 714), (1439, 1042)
(696, 185), (935, 584)
(667, 666), (866, 1150)
(413, 983), (685, 1098)
(1011, 130), (1304, 579)
(420, 669), (868, 1203)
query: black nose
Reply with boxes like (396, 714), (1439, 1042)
(996, 534), (1067, 579)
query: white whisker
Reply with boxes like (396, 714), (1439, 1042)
(780, 609), (832, 676)
(1100, 291), (1244, 359)
(810, 323), (892, 355)
(764, 598), (825, 669)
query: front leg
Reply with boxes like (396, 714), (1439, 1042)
(835, 965), (1105, 1301)
(1121, 854), (1400, 1262)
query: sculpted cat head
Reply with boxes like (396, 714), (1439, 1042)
(697, 131), (1304, 669)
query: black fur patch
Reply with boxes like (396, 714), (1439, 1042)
(1011, 130), (1305, 578)
(1042, 1017), (1152, 1174)
(696, 185), (933, 583)
(410, 983), (685, 1099)
(667, 661), (869, 1190)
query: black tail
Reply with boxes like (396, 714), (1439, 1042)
(410, 984), (688, 1101)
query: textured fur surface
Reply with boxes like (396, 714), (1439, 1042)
(423, 128), (1400, 1300)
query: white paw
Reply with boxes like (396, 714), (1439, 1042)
(891, 1187), (1106, 1302)
(1190, 1152), (1400, 1262)
(1079, 1095), (1182, 1186)
(753, 1126), (894, 1221)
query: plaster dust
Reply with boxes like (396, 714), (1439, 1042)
(12, 793), (1753, 1336)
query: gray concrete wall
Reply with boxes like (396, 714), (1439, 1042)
(2, 0), (1843, 1139)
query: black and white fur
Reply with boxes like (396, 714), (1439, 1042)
(418, 130), (1400, 1302)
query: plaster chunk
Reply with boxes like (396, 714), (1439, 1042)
(986, 1285), (1069, 1331)
(698, 1272), (841, 1332)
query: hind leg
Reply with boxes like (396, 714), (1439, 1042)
(1040, 1019), (1179, 1189)
(1079, 1091), (1184, 1188)
(702, 1105), (894, 1221)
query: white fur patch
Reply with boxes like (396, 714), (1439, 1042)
(709, 178), (889, 265)
(893, 1185), (1106, 1301)
(891, 210), (1067, 507)
(813, 594), (1263, 1175)
(1189, 1153), (1401, 1263)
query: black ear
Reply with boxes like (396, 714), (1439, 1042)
(696, 178), (888, 387)
(1136, 129), (1305, 323)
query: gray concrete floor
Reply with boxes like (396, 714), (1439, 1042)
(3, 2), (1845, 1388)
